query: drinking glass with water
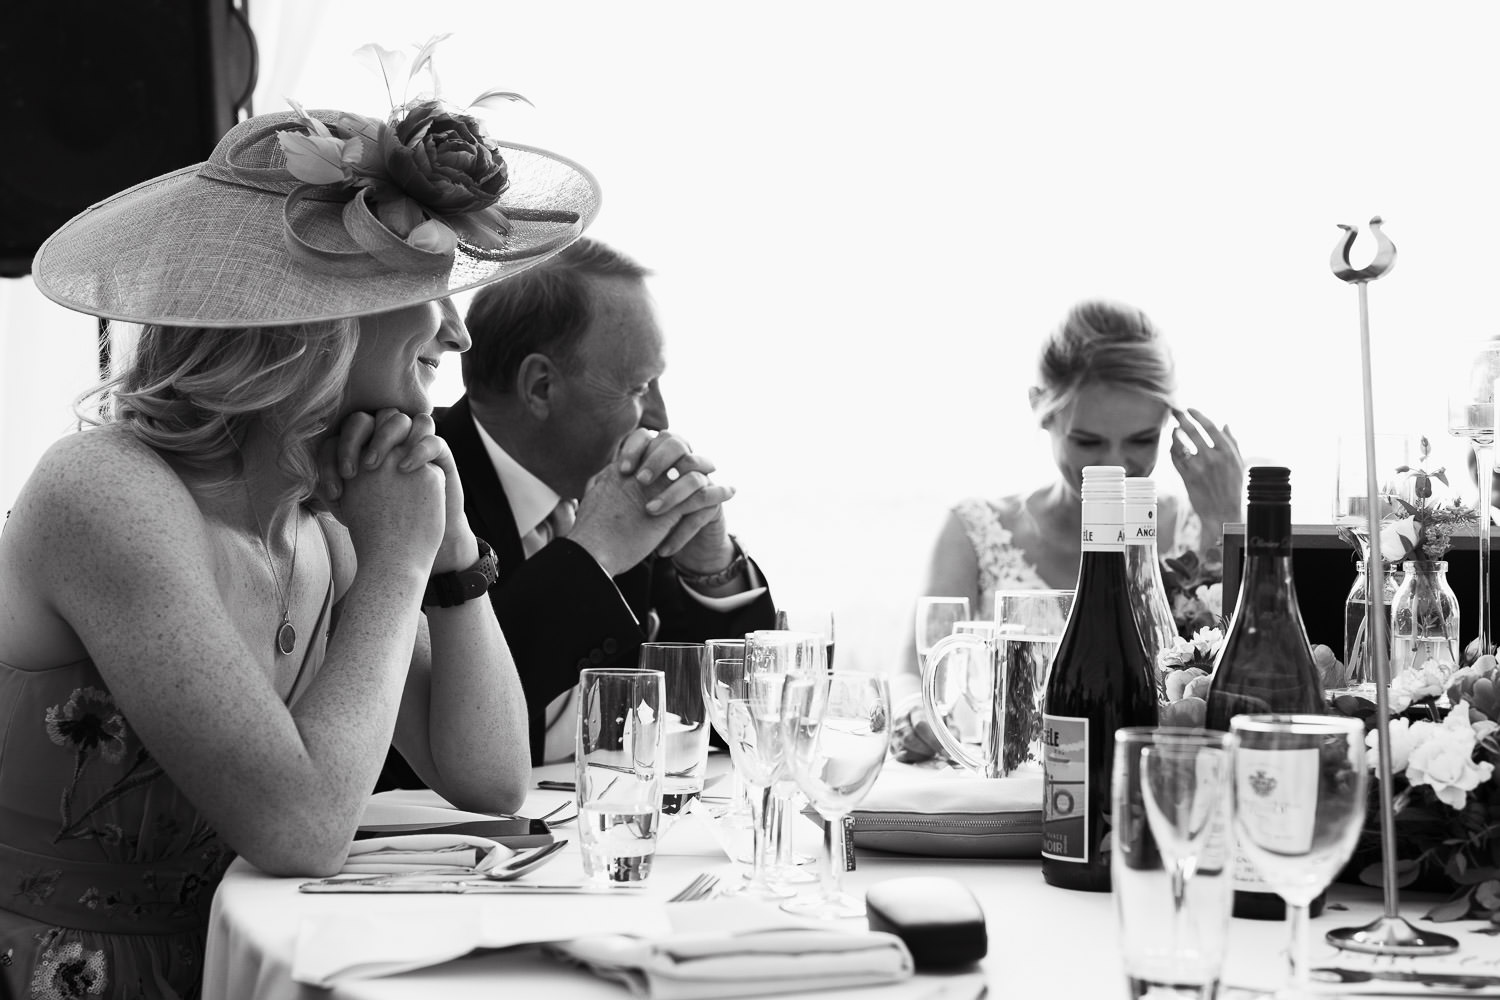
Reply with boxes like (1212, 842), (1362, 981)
(575, 667), (666, 883)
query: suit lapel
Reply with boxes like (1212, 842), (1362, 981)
(435, 397), (526, 574)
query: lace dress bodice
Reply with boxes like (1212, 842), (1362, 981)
(952, 492), (1199, 620)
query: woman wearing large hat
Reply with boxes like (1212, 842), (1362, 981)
(0, 67), (600, 997)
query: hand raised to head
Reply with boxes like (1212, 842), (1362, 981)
(1170, 407), (1245, 534)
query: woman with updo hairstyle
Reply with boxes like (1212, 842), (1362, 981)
(891, 299), (1243, 758)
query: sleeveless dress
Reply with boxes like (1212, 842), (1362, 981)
(953, 493), (1200, 619)
(0, 521), (335, 1000)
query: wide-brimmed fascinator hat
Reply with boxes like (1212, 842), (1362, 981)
(32, 93), (600, 328)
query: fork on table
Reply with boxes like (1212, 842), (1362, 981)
(668, 873), (719, 903)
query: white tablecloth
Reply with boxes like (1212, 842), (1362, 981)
(203, 763), (1500, 1000)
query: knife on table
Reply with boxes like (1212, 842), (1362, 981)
(299, 878), (648, 894)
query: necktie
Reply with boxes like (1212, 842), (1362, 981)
(524, 499), (577, 558)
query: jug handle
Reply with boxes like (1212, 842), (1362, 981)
(920, 632), (987, 773)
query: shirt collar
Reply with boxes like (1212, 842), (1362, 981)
(471, 414), (561, 539)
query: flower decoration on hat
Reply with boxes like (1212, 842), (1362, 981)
(274, 34), (547, 275)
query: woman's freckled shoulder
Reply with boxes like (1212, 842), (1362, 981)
(20, 427), (196, 536)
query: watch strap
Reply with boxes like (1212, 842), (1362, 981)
(422, 538), (499, 608)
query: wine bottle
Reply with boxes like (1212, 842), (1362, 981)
(1124, 476), (1180, 691)
(1205, 465), (1327, 919)
(1042, 465), (1159, 892)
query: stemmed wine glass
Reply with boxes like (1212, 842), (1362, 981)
(1448, 342), (1500, 659)
(1231, 715), (1367, 998)
(780, 672), (890, 918)
(1119, 728), (1236, 996)
(714, 657), (795, 899)
(745, 630), (824, 886)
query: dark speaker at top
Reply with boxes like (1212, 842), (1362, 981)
(0, 0), (258, 277)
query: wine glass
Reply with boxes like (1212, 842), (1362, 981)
(1230, 715), (1367, 998)
(780, 672), (891, 918)
(746, 630), (824, 886)
(713, 657), (795, 899)
(914, 596), (970, 668)
(1448, 342), (1500, 659)
(1115, 728), (1236, 998)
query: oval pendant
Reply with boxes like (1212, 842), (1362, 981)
(277, 619), (297, 656)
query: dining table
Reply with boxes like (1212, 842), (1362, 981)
(203, 759), (1500, 1000)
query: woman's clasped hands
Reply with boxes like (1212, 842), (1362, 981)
(317, 407), (472, 576)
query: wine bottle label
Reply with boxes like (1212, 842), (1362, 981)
(1123, 500), (1156, 546)
(1232, 745), (1318, 891)
(1080, 501), (1125, 553)
(1040, 713), (1088, 862)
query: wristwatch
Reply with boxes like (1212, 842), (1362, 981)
(422, 538), (499, 608)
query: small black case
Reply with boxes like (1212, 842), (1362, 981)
(865, 876), (988, 969)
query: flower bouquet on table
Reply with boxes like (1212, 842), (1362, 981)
(1334, 656), (1500, 921)
(1159, 549), (1223, 639)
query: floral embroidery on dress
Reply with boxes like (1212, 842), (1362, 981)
(28, 939), (107, 999)
(45, 688), (126, 766)
(15, 870), (61, 906)
(43, 688), (165, 845)
(952, 497), (1051, 616)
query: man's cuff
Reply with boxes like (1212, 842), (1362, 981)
(679, 560), (765, 610)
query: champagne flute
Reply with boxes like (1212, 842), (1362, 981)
(714, 657), (795, 899)
(1230, 715), (1367, 998)
(1119, 728), (1236, 998)
(1448, 342), (1500, 659)
(781, 671), (891, 918)
(746, 629), (824, 886)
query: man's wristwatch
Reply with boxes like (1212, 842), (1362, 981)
(422, 538), (499, 608)
(672, 535), (748, 589)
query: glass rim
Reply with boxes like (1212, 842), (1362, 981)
(1115, 725), (1236, 749)
(578, 667), (666, 678)
(640, 641), (704, 649)
(704, 638), (745, 646)
(995, 588), (1075, 599)
(1229, 713), (1363, 735)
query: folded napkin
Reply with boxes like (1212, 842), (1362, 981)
(292, 893), (670, 986)
(360, 788), (518, 832)
(340, 833), (514, 874)
(548, 897), (914, 999)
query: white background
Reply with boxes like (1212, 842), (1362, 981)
(4, 1), (1498, 672)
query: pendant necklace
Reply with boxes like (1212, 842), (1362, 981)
(247, 488), (300, 656)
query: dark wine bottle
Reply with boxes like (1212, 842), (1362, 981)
(1205, 465), (1328, 919)
(1042, 465), (1159, 892)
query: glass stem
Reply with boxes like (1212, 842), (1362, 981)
(822, 813), (844, 902)
(747, 785), (772, 887)
(766, 792), (786, 878)
(1287, 900), (1312, 996)
(1478, 443), (1493, 658)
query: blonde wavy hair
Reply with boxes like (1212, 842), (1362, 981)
(78, 319), (359, 502)
(1032, 299), (1177, 427)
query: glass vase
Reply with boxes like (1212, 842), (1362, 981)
(1390, 560), (1460, 684)
(1343, 560), (1401, 689)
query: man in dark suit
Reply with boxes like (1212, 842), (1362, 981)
(381, 239), (774, 780)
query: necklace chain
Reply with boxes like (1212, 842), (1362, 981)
(245, 483), (300, 656)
